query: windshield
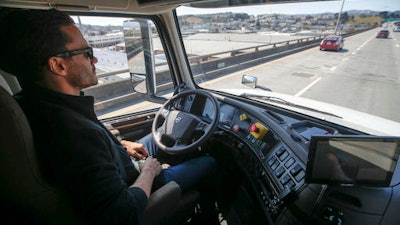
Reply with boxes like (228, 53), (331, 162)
(176, 0), (400, 124)
(324, 36), (339, 41)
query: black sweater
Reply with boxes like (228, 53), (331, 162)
(15, 84), (147, 225)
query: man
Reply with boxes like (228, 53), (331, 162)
(0, 8), (218, 225)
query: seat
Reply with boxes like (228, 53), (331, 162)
(0, 85), (85, 225)
(0, 84), (198, 225)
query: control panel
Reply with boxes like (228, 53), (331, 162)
(266, 145), (306, 192)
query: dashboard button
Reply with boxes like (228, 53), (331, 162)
(294, 170), (305, 182)
(280, 174), (291, 185)
(232, 124), (241, 132)
(285, 180), (296, 189)
(276, 148), (285, 156)
(275, 166), (285, 178)
(278, 151), (289, 161)
(249, 123), (259, 133)
(284, 157), (295, 168)
(267, 156), (277, 166)
(271, 160), (279, 171)
(290, 164), (302, 176)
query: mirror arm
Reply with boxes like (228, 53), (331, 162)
(173, 82), (186, 95)
(256, 85), (272, 92)
(143, 94), (168, 104)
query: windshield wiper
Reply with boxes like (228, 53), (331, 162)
(240, 93), (342, 119)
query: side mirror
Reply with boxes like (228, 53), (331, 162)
(130, 73), (147, 94)
(124, 19), (155, 95)
(241, 74), (257, 89)
(124, 19), (168, 104)
(241, 74), (272, 92)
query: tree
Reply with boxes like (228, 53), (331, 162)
(341, 12), (349, 23)
(379, 11), (389, 18)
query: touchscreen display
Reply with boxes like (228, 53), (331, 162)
(305, 135), (400, 187)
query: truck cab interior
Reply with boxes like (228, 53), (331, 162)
(1, 0), (400, 225)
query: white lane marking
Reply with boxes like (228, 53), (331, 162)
(330, 66), (337, 71)
(295, 77), (322, 97)
(351, 35), (374, 55)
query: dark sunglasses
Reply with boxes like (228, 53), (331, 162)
(55, 47), (94, 59)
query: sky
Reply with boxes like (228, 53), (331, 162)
(74, 0), (399, 26)
(177, 0), (400, 16)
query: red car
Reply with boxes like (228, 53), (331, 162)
(319, 35), (344, 51)
(376, 30), (389, 38)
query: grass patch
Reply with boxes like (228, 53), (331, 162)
(347, 16), (382, 26)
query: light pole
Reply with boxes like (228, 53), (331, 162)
(334, 0), (345, 35)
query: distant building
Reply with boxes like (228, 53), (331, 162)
(86, 32), (124, 48)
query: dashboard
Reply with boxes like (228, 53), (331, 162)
(196, 94), (400, 225)
(209, 101), (307, 191)
(111, 91), (400, 225)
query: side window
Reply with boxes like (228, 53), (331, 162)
(73, 15), (174, 119)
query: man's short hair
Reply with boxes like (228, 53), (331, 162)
(0, 8), (75, 83)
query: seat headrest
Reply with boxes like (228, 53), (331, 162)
(0, 69), (21, 94)
(0, 73), (12, 94)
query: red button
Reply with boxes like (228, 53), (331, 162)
(249, 124), (259, 133)
(232, 124), (241, 132)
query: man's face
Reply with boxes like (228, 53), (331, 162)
(61, 25), (98, 90)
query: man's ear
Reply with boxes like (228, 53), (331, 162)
(47, 57), (68, 76)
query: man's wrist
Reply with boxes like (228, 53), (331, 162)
(118, 136), (127, 142)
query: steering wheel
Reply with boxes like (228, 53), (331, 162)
(152, 89), (220, 154)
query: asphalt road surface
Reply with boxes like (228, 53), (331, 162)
(200, 28), (400, 123)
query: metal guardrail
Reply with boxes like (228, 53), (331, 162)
(188, 35), (324, 62)
(96, 69), (129, 79)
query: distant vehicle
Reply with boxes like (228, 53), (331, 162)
(376, 30), (389, 38)
(393, 27), (400, 32)
(319, 35), (344, 51)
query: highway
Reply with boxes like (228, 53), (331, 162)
(200, 27), (400, 123)
(98, 27), (400, 124)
